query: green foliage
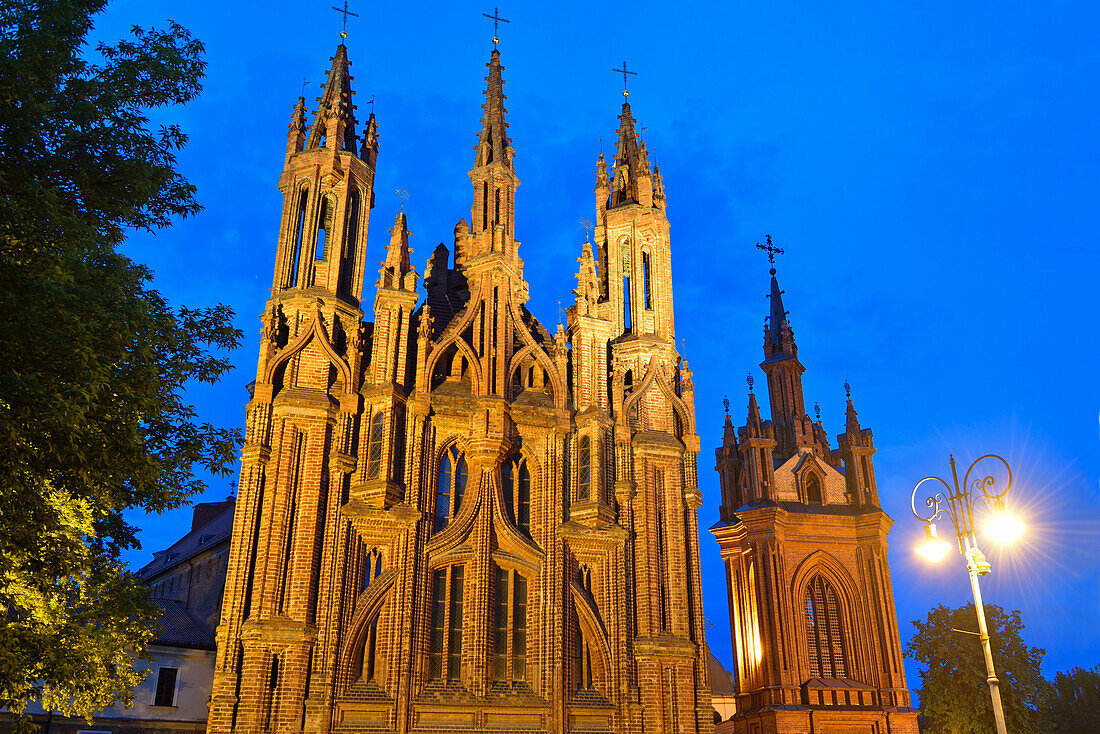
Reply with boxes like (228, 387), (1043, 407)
(0, 0), (240, 724)
(1041, 664), (1100, 734)
(905, 603), (1046, 734)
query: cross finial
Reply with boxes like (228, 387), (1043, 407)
(367, 94), (376, 109)
(747, 373), (755, 393)
(395, 188), (409, 212)
(814, 402), (821, 421)
(756, 234), (785, 273)
(844, 379), (851, 400)
(723, 395), (730, 415)
(331, 1), (359, 40)
(612, 61), (638, 98)
(300, 77), (309, 97)
(483, 7), (510, 45)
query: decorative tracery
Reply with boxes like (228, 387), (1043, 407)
(501, 456), (531, 534)
(805, 574), (847, 678)
(434, 446), (467, 533)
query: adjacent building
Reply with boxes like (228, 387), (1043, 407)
(711, 265), (919, 733)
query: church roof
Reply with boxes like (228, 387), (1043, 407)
(138, 498), (235, 581)
(149, 597), (216, 650)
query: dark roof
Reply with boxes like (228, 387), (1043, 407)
(149, 597), (216, 650)
(138, 499), (235, 580)
(706, 645), (736, 694)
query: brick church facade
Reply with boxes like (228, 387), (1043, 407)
(711, 265), (919, 733)
(207, 40), (714, 734)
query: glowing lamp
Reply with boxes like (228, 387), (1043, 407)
(916, 523), (952, 562)
(984, 499), (1024, 544)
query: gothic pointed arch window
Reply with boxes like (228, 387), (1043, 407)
(365, 411), (385, 480)
(434, 445), (467, 533)
(805, 574), (848, 679)
(288, 187), (309, 287)
(577, 436), (591, 501)
(492, 565), (529, 685)
(315, 194), (335, 260)
(428, 565), (464, 682)
(501, 456), (531, 535)
(805, 473), (823, 505)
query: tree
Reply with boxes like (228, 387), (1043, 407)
(905, 603), (1046, 734)
(0, 1), (240, 725)
(1041, 665), (1100, 734)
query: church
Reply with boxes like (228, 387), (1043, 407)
(206, 23), (917, 734)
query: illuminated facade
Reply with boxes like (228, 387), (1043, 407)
(206, 40), (714, 734)
(711, 268), (919, 733)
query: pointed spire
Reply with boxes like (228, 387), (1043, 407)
(652, 163), (666, 208)
(360, 111), (379, 161)
(473, 48), (513, 171)
(723, 396), (737, 445)
(746, 390), (764, 434)
(845, 380), (862, 436)
(306, 43), (357, 153)
(377, 211), (416, 291)
(287, 96), (307, 158)
(574, 240), (599, 315)
(596, 152), (609, 189)
(764, 267), (797, 360)
(609, 100), (653, 207)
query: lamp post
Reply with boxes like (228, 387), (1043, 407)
(911, 454), (1022, 734)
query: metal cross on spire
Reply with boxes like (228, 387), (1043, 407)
(395, 188), (410, 212)
(756, 234), (784, 266)
(612, 61), (638, 97)
(483, 7), (510, 45)
(331, 0), (359, 40)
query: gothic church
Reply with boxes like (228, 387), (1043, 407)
(208, 28), (919, 734)
(208, 39), (713, 734)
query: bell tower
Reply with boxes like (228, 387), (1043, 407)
(712, 260), (919, 734)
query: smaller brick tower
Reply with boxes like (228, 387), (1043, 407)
(711, 263), (918, 734)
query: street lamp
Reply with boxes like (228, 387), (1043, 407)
(911, 453), (1021, 734)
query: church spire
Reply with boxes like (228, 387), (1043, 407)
(306, 43), (357, 153)
(609, 100), (653, 208)
(473, 48), (513, 171)
(756, 238), (809, 458)
(762, 237), (796, 360)
(377, 211), (416, 292)
(468, 46), (520, 258)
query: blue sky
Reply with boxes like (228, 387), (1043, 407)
(95, 0), (1100, 687)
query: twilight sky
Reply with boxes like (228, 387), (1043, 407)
(94, 0), (1100, 687)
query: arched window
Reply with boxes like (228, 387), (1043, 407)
(361, 547), (382, 593)
(492, 565), (528, 684)
(642, 251), (652, 309)
(805, 473), (822, 505)
(434, 446), (467, 533)
(288, 188), (309, 287)
(501, 456), (531, 534)
(577, 436), (591, 501)
(315, 196), (333, 260)
(338, 189), (360, 297)
(428, 565), (464, 682)
(366, 411), (384, 480)
(805, 575), (847, 679)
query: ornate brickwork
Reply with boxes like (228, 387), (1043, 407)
(207, 42), (712, 734)
(711, 267), (919, 733)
